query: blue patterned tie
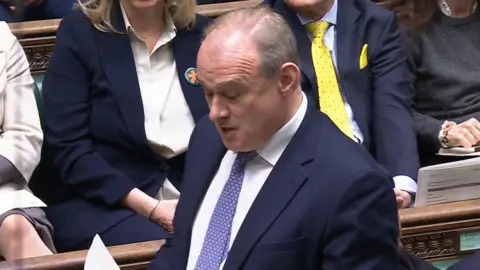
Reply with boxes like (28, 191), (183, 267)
(194, 151), (257, 270)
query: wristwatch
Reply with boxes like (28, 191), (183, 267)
(438, 121), (456, 148)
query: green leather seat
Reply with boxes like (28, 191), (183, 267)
(32, 75), (44, 119)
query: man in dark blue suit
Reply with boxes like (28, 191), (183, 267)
(149, 7), (400, 270)
(263, 0), (420, 208)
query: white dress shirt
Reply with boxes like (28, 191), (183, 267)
(298, 0), (417, 193)
(186, 92), (308, 270)
(121, 3), (195, 200)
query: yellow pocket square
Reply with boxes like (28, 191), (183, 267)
(359, 44), (368, 70)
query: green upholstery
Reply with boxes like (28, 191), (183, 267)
(33, 75), (44, 119)
(431, 259), (461, 270)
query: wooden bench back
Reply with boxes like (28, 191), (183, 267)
(0, 240), (163, 270)
(400, 199), (480, 265)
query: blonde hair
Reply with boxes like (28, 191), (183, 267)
(77, 0), (196, 33)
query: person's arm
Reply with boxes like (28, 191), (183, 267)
(0, 22), (42, 185)
(371, 13), (419, 191)
(403, 31), (446, 154)
(42, 15), (148, 209)
(322, 170), (400, 269)
(413, 110), (444, 151)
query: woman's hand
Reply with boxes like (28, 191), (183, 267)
(150, 199), (178, 232)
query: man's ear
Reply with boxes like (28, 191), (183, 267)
(278, 62), (300, 96)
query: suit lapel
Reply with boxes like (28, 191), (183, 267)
(336, 0), (360, 100)
(94, 2), (148, 148)
(223, 105), (321, 269)
(273, 1), (318, 103)
(178, 123), (227, 268)
(172, 28), (210, 123)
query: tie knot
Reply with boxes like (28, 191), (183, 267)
(306, 21), (329, 39)
(234, 151), (257, 167)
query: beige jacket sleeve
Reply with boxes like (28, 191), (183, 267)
(0, 22), (43, 183)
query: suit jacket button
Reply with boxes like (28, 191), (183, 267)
(159, 163), (169, 171)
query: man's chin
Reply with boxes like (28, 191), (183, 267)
(223, 141), (242, 153)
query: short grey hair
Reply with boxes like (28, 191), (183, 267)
(204, 6), (299, 78)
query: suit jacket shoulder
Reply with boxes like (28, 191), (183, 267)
(308, 110), (396, 197)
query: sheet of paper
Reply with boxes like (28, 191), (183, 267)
(438, 147), (480, 156)
(0, 189), (46, 216)
(416, 157), (480, 207)
(84, 234), (120, 270)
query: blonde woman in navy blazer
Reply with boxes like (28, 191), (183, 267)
(29, 0), (211, 252)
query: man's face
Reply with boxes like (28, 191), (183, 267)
(283, 0), (333, 19)
(197, 31), (285, 152)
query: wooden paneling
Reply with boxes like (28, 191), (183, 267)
(400, 199), (480, 260)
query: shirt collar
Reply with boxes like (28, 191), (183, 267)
(297, 0), (338, 26)
(120, 1), (177, 41)
(255, 91), (308, 166)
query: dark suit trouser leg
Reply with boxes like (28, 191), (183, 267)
(74, 214), (171, 250)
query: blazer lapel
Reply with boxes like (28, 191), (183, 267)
(177, 123), (227, 268)
(172, 29), (210, 123)
(273, 1), (318, 103)
(223, 105), (321, 269)
(94, 2), (148, 149)
(336, 0), (361, 100)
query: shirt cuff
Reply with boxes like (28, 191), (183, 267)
(393, 175), (417, 194)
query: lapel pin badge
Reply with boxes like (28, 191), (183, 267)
(185, 67), (200, 86)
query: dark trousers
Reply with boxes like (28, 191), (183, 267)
(73, 214), (170, 251)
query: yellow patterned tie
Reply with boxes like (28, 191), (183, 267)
(306, 21), (354, 140)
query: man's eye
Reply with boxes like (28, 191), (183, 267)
(226, 93), (239, 100)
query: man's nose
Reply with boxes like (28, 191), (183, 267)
(209, 97), (228, 121)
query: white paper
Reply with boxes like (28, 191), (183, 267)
(0, 189), (46, 216)
(438, 146), (480, 156)
(416, 157), (480, 207)
(84, 234), (120, 270)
